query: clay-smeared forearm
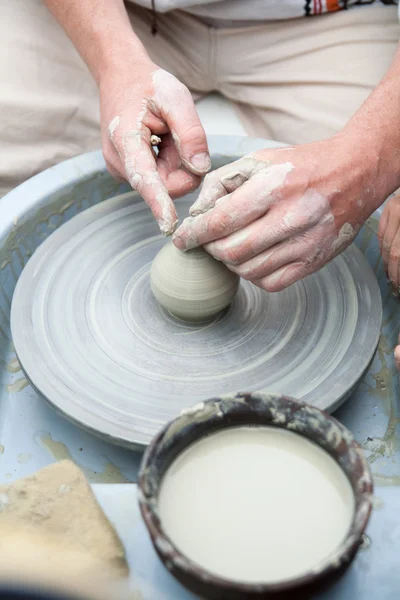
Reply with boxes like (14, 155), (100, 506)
(43, 0), (150, 84)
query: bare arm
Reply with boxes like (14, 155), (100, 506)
(43, 0), (148, 84)
(44, 0), (210, 235)
(344, 45), (400, 205)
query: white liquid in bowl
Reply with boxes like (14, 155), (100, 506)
(158, 426), (355, 584)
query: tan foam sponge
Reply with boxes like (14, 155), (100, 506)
(0, 460), (129, 598)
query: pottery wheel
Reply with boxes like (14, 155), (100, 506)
(11, 191), (382, 447)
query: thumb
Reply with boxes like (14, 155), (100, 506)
(153, 71), (211, 176)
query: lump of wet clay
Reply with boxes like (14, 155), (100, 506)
(150, 241), (239, 321)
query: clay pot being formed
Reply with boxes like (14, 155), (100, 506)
(150, 241), (240, 321)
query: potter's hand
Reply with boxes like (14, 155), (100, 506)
(395, 333), (400, 371)
(378, 194), (400, 293)
(101, 64), (210, 234)
(173, 137), (381, 291)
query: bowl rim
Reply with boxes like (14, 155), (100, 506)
(138, 392), (373, 597)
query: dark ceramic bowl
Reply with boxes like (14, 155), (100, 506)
(138, 392), (373, 600)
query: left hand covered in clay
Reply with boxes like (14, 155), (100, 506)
(378, 193), (400, 294)
(379, 194), (400, 372)
(173, 136), (386, 291)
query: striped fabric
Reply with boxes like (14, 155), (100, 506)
(131, 0), (398, 20)
(306, 1), (396, 16)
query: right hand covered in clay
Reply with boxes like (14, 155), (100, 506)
(100, 62), (211, 235)
(173, 135), (394, 292)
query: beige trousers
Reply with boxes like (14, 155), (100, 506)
(0, 1), (398, 197)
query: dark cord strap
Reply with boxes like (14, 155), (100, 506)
(151, 0), (158, 35)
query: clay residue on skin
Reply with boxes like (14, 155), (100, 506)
(188, 158), (290, 218)
(156, 191), (178, 236)
(282, 189), (332, 230)
(152, 70), (211, 175)
(107, 116), (120, 141)
(331, 223), (356, 254)
(175, 161), (294, 250)
(107, 80), (179, 236)
(122, 104), (146, 183)
(38, 434), (131, 483)
(121, 95), (177, 236)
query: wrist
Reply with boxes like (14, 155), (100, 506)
(337, 122), (400, 211)
(339, 49), (400, 206)
(44, 0), (152, 87)
(91, 29), (152, 86)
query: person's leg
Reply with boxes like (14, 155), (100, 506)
(0, 0), (101, 197)
(0, 2), (209, 197)
(217, 4), (399, 144)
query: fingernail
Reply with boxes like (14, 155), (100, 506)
(172, 232), (199, 252)
(190, 153), (211, 173)
(189, 204), (206, 217)
(172, 233), (185, 250)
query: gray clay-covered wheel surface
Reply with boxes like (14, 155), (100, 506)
(11, 191), (382, 447)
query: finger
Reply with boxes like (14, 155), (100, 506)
(395, 345), (400, 371)
(113, 127), (178, 235)
(204, 201), (324, 266)
(173, 164), (291, 250)
(106, 161), (126, 183)
(189, 159), (293, 217)
(161, 170), (201, 198)
(377, 203), (389, 256)
(253, 261), (312, 293)
(189, 157), (266, 216)
(388, 228), (400, 290)
(218, 241), (304, 281)
(153, 71), (211, 176)
(102, 130), (126, 182)
(157, 133), (201, 197)
(382, 214), (399, 274)
(157, 133), (182, 171)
